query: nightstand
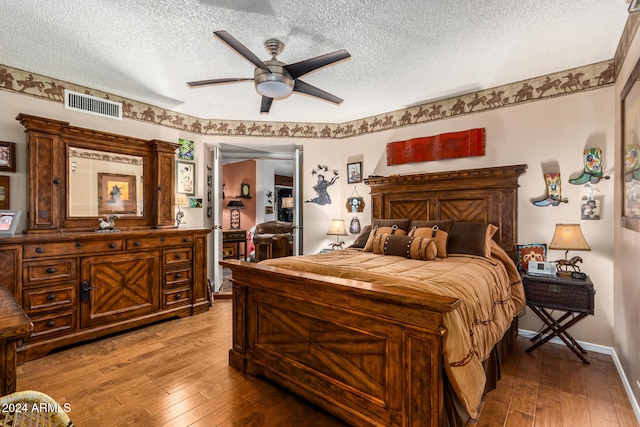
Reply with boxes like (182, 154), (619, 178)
(522, 273), (595, 364)
(222, 229), (247, 260)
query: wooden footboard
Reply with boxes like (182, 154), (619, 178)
(224, 260), (460, 427)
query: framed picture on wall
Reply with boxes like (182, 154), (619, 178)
(98, 173), (137, 215)
(621, 54), (640, 232)
(0, 142), (16, 172)
(176, 160), (196, 196)
(347, 162), (362, 184)
(0, 210), (21, 237)
(0, 175), (9, 209)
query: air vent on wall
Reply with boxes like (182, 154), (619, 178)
(64, 90), (122, 120)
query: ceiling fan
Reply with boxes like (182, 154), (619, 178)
(187, 31), (351, 114)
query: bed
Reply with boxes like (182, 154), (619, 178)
(223, 164), (528, 427)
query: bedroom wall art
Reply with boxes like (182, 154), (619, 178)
(305, 164), (339, 205)
(385, 128), (485, 166)
(532, 172), (568, 206)
(569, 148), (610, 185)
(0, 141), (16, 172)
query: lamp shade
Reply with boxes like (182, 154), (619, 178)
(326, 219), (348, 236)
(549, 224), (591, 251)
(281, 196), (294, 209)
(225, 199), (246, 210)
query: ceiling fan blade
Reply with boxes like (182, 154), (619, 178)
(293, 80), (343, 104)
(213, 31), (271, 73)
(187, 78), (252, 87)
(260, 96), (273, 114)
(285, 50), (351, 80)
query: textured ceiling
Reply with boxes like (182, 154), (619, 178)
(0, 0), (631, 124)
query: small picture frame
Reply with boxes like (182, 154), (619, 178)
(0, 175), (9, 209)
(176, 160), (196, 196)
(581, 198), (601, 220)
(0, 142), (16, 172)
(178, 138), (194, 160)
(98, 173), (137, 215)
(347, 162), (362, 184)
(189, 198), (203, 208)
(0, 210), (21, 237)
(265, 206), (274, 214)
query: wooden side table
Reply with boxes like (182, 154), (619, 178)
(223, 229), (247, 260)
(522, 273), (595, 364)
(0, 286), (33, 394)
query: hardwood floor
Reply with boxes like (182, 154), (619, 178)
(16, 300), (638, 426)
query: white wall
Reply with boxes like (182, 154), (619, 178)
(0, 80), (616, 349)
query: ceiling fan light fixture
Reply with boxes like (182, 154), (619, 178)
(256, 80), (293, 99)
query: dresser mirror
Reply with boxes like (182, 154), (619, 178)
(17, 113), (179, 233)
(68, 147), (144, 218)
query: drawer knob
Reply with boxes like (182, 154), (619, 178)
(109, 243), (116, 249)
(46, 320), (56, 328)
(75, 243), (81, 248)
(134, 241), (141, 247)
(175, 293), (181, 299)
(46, 267), (56, 274)
(183, 238), (189, 243)
(175, 273), (182, 279)
(35, 247), (44, 254)
(47, 294), (56, 301)
(175, 254), (182, 259)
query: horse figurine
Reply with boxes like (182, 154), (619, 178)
(555, 255), (583, 273)
(97, 215), (120, 233)
(329, 241), (345, 250)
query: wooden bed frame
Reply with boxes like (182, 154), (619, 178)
(223, 164), (527, 427)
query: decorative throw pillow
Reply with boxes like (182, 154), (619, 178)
(516, 243), (547, 272)
(362, 219), (411, 252)
(372, 233), (437, 261)
(447, 222), (498, 258)
(407, 220), (454, 258)
(349, 225), (372, 249)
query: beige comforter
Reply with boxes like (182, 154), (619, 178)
(261, 241), (525, 418)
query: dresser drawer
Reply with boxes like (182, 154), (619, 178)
(223, 229), (246, 240)
(23, 284), (76, 313)
(126, 235), (193, 250)
(164, 248), (192, 267)
(23, 259), (77, 286)
(28, 310), (77, 341)
(162, 287), (191, 309)
(164, 267), (192, 287)
(23, 239), (123, 259)
(523, 277), (594, 313)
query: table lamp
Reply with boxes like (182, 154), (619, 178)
(326, 219), (348, 250)
(226, 199), (246, 229)
(549, 224), (591, 276)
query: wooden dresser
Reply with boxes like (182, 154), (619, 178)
(0, 228), (210, 361)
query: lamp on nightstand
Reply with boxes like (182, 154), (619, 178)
(326, 219), (348, 250)
(549, 224), (591, 276)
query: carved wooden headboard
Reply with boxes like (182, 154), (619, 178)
(364, 164), (528, 261)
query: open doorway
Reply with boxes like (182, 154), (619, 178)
(207, 142), (302, 296)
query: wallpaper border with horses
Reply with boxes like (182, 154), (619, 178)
(0, 60), (614, 140)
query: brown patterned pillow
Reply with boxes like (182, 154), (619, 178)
(407, 220), (454, 258)
(372, 233), (437, 260)
(349, 225), (372, 249)
(447, 222), (498, 258)
(362, 219), (411, 252)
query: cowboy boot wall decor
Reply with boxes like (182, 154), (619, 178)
(569, 148), (611, 185)
(533, 172), (569, 206)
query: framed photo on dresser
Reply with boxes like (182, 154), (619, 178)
(0, 210), (21, 237)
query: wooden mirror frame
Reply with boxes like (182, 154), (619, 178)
(621, 56), (640, 233)
(16, 114), (178, 233)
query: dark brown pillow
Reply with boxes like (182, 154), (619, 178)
(349, 225), (372, 249)
(362, 219), (412, 252)
(407, 220), (454, 258)
(372, 233), (437, 260)
(447, 222), (498, 258)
